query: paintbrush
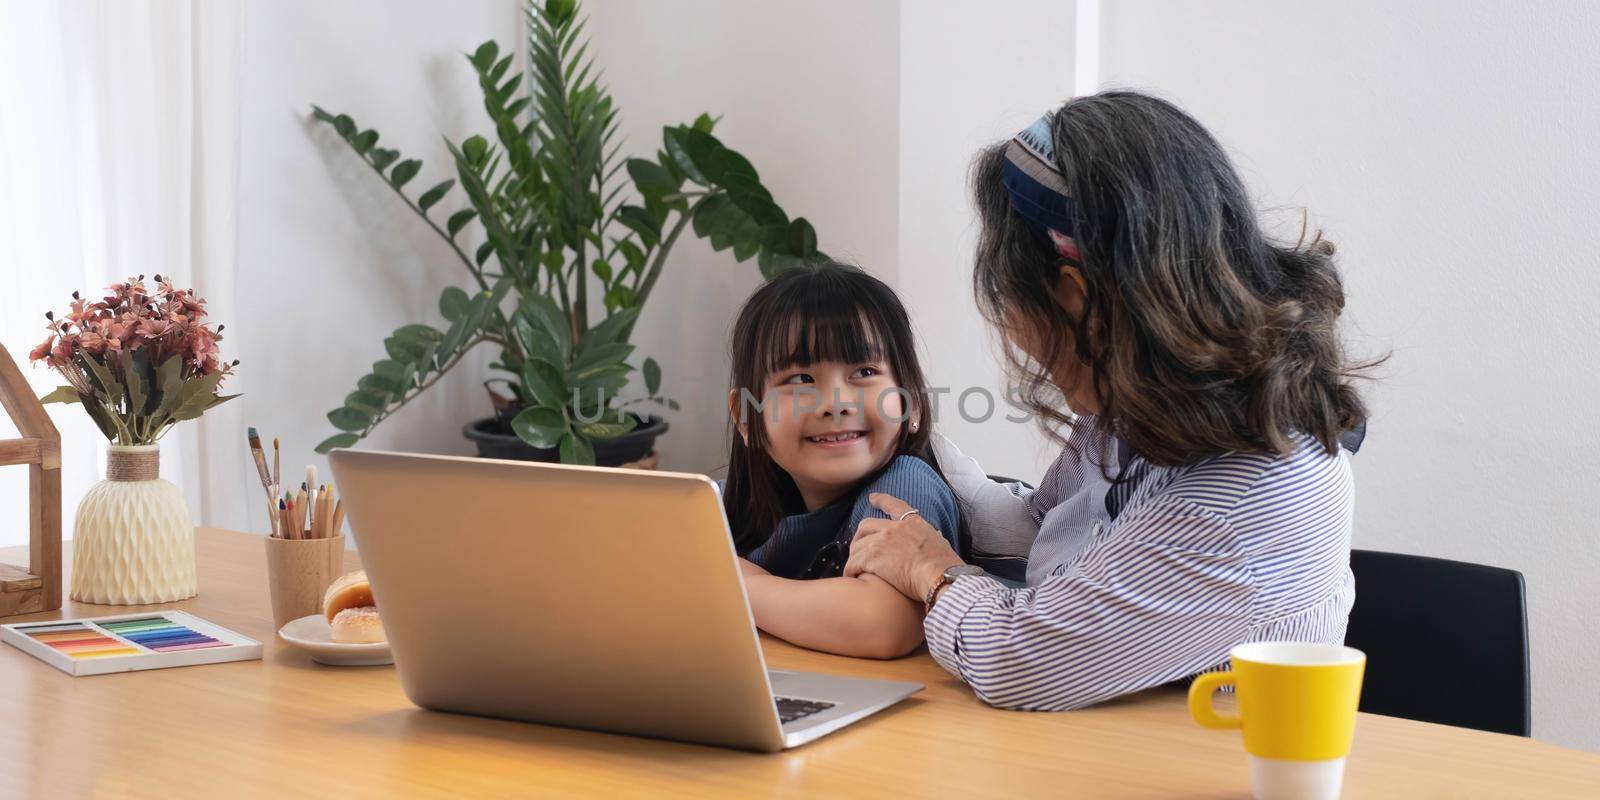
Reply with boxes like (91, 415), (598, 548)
(247, 428), (277, 538)
(272, 437), (281, 488)
(305, 467), (319, 538)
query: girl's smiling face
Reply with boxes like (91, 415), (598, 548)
(721, 263), (937, 553)
(730, 357), (912, 512)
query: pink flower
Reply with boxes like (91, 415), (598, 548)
(137, 317), (172, 340)
(29, 336), (54, 363)
(51, 336), (74, 364)
(180, 325), (220, 375)
(36, 275), (232, 402)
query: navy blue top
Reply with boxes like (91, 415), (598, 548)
(742, 455), (961, 580)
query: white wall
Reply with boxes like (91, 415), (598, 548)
(897, 1), (1076, 481)
(586, 0), (902, 476)
(1100, 0), (1600, 753)
(586, 0), (1074, 482)
(230, 0), (523, 532)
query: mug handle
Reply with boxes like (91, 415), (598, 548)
(1188, 671), (1243, 730)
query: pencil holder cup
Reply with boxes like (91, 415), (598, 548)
(264, 536), (346, 629)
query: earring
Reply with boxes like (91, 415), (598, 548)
(910, 421), (919, 433)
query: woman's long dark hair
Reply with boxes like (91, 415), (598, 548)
(974, 91), (1375, 466)
(723, 262), (951, 555)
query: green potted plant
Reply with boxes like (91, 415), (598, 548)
(309, 0), (823, 465)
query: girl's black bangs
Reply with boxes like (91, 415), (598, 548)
(752, 279), (887, 378)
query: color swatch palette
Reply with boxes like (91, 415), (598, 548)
(15, 622), (142, 660)
(2, 611), (262, 676)
(96, 616), (232, 653)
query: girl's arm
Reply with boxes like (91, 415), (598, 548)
(743, 572), (924, 660)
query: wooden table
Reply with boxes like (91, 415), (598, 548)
(0, 529), (1595, 798)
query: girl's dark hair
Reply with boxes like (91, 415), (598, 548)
(974, 91), (1374, 466)
(723, 262), (949, 555)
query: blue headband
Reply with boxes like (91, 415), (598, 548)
(1000, 113), (1074, 246)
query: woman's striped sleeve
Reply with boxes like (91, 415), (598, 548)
(922, 498), (1256, 710)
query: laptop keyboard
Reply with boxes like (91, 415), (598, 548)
(774, 696), (836, 724)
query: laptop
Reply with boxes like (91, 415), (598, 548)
(328, 449), (922, 752)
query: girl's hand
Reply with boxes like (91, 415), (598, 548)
(845, 492), (964, 603)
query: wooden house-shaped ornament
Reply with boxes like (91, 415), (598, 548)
(0, 343), (62, 616)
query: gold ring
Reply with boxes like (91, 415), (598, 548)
(898, 509), (921, 521)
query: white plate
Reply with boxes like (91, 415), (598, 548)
(277, 614), (393, 666)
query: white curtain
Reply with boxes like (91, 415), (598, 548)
(0, 0), (246, 545)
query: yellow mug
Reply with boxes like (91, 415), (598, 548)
(1189, 642), (1366, 800)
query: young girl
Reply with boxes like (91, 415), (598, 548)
(721, 262), (962, 660)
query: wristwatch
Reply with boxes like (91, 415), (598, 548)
(924, 564), (985, 610)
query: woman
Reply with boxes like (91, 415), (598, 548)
(845, 91), (1372, 710)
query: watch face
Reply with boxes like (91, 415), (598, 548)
(948, 564), (986, 578)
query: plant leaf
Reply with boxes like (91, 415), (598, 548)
(662, 126), (707, 186)
(372, 360), (417, 393)
(359, 373), (402, 399)
(314, 432), (360, 454)
(579, 308), (639, 355)
(151, 355), (185, 418)
(511, 405), (566, 449)
(570, 364), (630, 394)
(418, 179), (455, 211)
(520, 358), (567, 410)
(170, 370), (226, 421)
(602, 285), (635, 312)
(38, 386), (81, 405)
(462, 134), (489, 165)
(385, 334), (433, 366)
(439, 286), (471, 321)
(344, 390), (387, 416)
(569, 342), (633, 377)
(626, 158), (677, 200)
(519, 295), (572, 361)
(643, 357), (661, 396)
(369, 148), (399, 170)
(328, 406), (371, 432)
(390, 159), (422, 188)
(577, 415), (637, 440)
(788, 217), (818, 256)
(615, 205), (661, 248)
(558, 431), (596, 465)
(447, 209), (477, 237)
(78, 354), (123, 411)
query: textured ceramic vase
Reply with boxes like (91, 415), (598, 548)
(71, 444), (197, 604)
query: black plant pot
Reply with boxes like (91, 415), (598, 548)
(462, 413), (668, 467)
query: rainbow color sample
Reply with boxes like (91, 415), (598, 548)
(3, 611), (264, 676)
(17, 622), (142, 660)
(96, 616), (231, 653)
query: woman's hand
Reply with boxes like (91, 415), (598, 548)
(845, 492), (965, 603)
(738, 557), (770, 578)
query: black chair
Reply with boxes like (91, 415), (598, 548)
(1344, 550), (1531, 736)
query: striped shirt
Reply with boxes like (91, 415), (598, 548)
(925, 420), (1356, 710)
